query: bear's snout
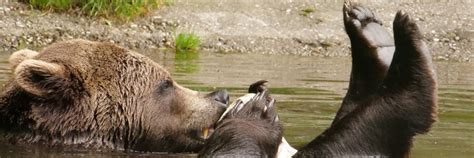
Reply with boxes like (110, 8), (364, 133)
(209, 90), (229, 105)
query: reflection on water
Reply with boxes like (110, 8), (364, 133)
(0, 49), (473, 157)
(175, 51), (200, 74)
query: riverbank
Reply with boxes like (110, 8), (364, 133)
(0, 0), (472, 62)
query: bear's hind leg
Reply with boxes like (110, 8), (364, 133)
(382, 11), (437, 134)
(334, 0), (396, 124)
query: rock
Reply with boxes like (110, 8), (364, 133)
(15, 21), (25, 28)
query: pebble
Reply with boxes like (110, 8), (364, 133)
(15, 21), (25, 28)
(0, 7), (11, 12)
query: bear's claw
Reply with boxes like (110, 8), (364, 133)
(248, 80), (268, 93)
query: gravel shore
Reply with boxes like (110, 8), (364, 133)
(0, 0), (472, 62)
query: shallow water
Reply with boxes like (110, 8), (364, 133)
(0, 49), (472, 157)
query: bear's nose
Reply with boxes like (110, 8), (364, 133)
(211, 90), (229, 105)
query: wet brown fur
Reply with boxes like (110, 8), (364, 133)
(0, 39), (227, 152)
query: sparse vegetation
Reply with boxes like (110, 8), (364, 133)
(164, 0), (174, 6)
(175, 33), (201, 52)
(300, 6), (316, 16)
(20, 0), (164, 21)
(24, 0), (72, 11)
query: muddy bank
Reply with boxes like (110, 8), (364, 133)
(0, 0), (472, 62)
(0, 2), (177, 50)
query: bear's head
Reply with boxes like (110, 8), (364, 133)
(0, 39), (228, 152)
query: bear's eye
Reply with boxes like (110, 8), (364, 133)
(157, 80), (173, 93)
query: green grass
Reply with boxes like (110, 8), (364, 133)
(24, 0), (73, 11)
(20, 0), (164, 21)
(175, 33), (201, 52)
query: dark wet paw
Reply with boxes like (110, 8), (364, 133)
(343, 0), (394, 51)
(247, 91), (278, 123)
(229, 90), (279, 123)
(392, 10), (432, 68)
(393, 11), (423, 44)
(343, 0), (381, 30)
(243, 90), (272, 114)
(248, 80), (268, 93)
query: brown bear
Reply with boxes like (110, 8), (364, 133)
(0, 39), (229, 152)
(199, 1), (437, 157)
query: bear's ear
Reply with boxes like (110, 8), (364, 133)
(14, 59), (67, 97)
(9, 49), (39, 69)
